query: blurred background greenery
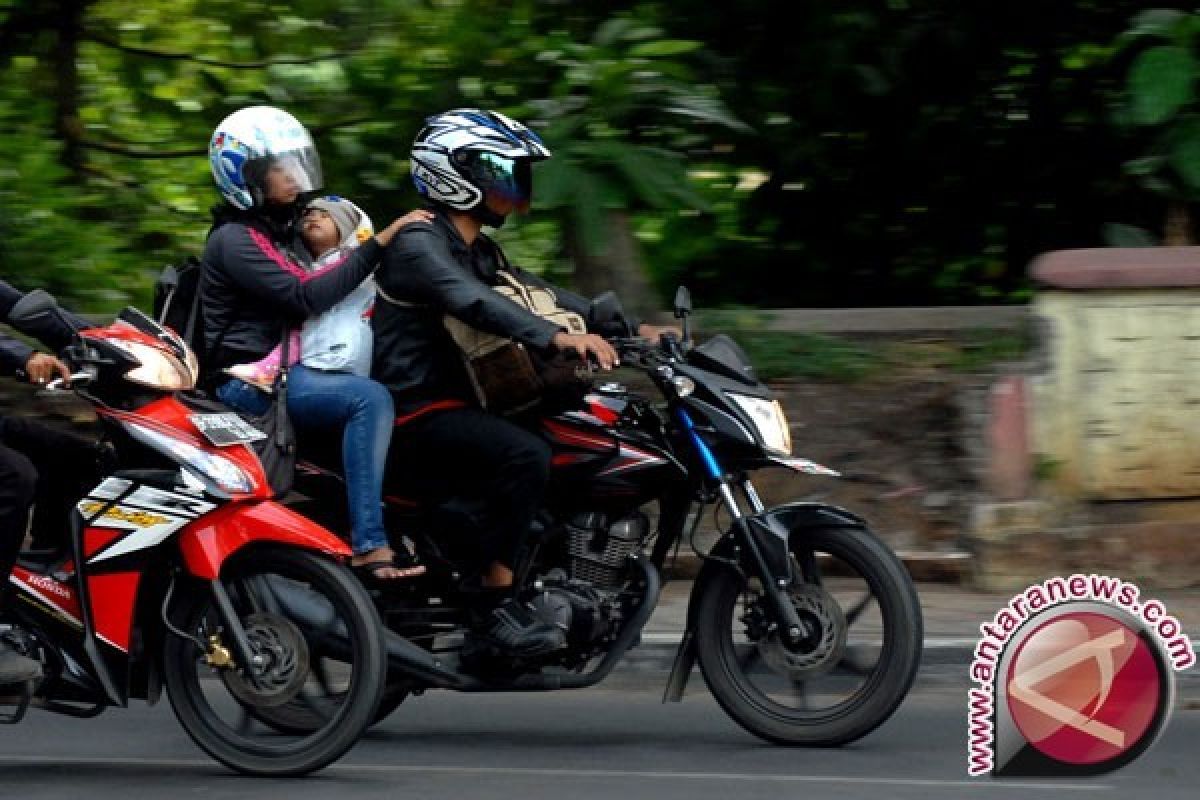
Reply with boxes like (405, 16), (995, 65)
(1, 0), (1197, 316)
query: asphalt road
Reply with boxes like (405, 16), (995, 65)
(2, 680), (1196, 799)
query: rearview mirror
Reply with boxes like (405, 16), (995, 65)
(673, 286), (693, 346)
(8, 289), (59, 326)
(673, 286), (693, 318)
(590, 291), (632, 336)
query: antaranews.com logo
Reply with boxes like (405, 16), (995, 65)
(967, 573), (1194, 777)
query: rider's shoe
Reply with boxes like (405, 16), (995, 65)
(0, 642), (41, 685)
(477, 598), (566, 658)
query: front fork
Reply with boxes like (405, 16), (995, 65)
(674, 408), (807, 647)
(715, 479), (810, 648)
(662, 475), (806, 705)
(162, 575), (265, 681)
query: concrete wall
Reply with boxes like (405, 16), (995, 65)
(968, 248), (1200, 590)
(1031, 290), (1200, 499)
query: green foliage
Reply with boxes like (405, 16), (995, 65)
(726, 325), (1032, 384)
(1128, 46), (1195, 126)
(0, 0), (1195, 324)
(1114, 7), (1200, 207)
(1102, 222), (1159, 246)
(1033, 453), (1065, 483)
(516, 14), (744, 258)
(947, 328), (1034, 373)
(736, 332), (887, 383)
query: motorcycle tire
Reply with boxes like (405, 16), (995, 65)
(695, 525), (921, 746)
(162, 547), (386, 776)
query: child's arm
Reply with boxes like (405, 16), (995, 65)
(373, 209), (435, 247)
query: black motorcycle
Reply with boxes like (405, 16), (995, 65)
(283, 287), (922, 746)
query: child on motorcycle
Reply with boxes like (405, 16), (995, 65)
(203, 107), (429, 583)
(229, 194), (432, 582)
(226, 196), (398, 390)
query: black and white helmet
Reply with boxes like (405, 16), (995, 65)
(410, 109), (551, 219)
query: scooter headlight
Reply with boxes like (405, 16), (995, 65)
(124, 421), (254, 494)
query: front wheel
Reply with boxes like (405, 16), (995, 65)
(161, 547), (387, 776)
(695, 525), (921, 746)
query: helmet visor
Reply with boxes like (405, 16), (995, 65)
(462, 151), (533, 211)
(244, 145), (324, 204)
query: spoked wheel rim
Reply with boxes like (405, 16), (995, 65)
(716, 540), (898, 724)
(163, 549), (384, 771)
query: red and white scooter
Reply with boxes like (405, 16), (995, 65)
(0, 291), (386, 777)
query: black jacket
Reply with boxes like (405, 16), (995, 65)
(199, 209), (382, 384)
(371, 210), (633, 413)
(0, 281), (89, 376)
(0, 281), (34, 375)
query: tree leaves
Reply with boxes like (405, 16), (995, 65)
(627, 39), (702, 58)
(1128, 45), (1195, 126)
(1103, 222), (1158, 247)
(1170, 117), (1200, 193)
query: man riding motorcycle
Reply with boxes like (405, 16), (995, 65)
(0, 281), (107, 684)
(371, 108), (676, 657)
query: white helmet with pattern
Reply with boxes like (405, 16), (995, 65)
(410, 109), (551, 224)
(209, 106), (323, 210)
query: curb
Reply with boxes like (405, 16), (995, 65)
(614, 635), (981, 675)
(612, 635), (1200, 678)
(662, 550), (973, 584)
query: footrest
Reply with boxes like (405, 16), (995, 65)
(0, 679), (37, 724)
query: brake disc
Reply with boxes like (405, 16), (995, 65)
(220, 612), (310, 709)
(758, 583), (848, 680)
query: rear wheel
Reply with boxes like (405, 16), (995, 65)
(695, 525), (921, 746)
(162, 548), (386, 776)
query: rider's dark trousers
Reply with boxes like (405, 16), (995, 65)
(0, 416), (100, 591)
(0, 428), (37, 593)
(385, 406), (551, 575)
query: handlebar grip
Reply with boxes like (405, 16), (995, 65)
(43, 371), (90, 391)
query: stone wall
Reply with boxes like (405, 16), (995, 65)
(966, 248), (1200, 590)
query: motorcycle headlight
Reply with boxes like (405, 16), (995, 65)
(727, 393), (792, 456)
(124, 421), (254, 494)
(106, 338), (194, 390)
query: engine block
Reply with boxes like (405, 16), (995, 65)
(566, 512), (647, 589)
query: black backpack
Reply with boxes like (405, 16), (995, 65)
(153, 256), (204, 361)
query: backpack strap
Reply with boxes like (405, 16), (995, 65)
(181, 256), (203, 347)
(273, 327), (293, 449)
(157, 264), (180, 323)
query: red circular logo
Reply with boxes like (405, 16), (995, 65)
(1005, 611), (1165, 767)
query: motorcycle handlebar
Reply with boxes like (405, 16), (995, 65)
(608, 335), (682, 365)
(43, 371), (93, 391)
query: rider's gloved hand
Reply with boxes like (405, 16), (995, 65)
(551, 332), (619, 370)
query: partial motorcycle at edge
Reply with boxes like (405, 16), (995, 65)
(0, 290), (388, 777)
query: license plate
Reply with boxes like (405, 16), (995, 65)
(190, 413), (266, 446)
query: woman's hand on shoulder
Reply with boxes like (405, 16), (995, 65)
(375, 209), (435, 247)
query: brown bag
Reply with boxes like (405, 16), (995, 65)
(442, 270), (587, 414)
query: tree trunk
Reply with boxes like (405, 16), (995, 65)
(52, 0), (88, 180)
(565, 210), (659, 324)
(1164, 201), (1193, 246)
